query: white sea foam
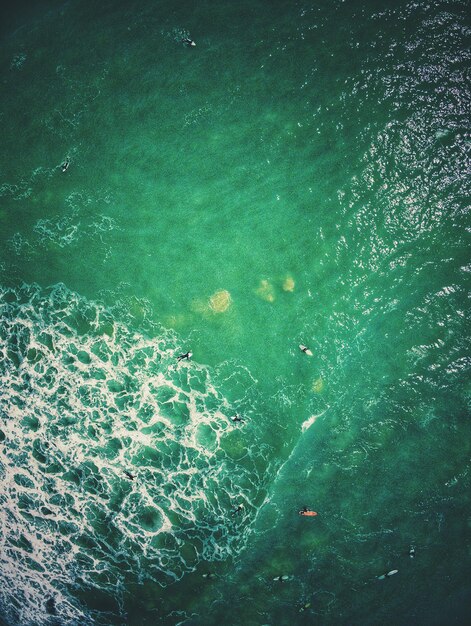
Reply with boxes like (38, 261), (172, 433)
(301, 408), (328, 432)
(0, 283), (259, 625)
(7, 186), (120, 263)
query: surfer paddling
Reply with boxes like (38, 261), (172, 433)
(124, 470), (135, 481)
(182, 37), (196, 47)
(299, 506), (317, 517)
(61, 157), (70, 173)
(299, 344), (313, 356)
(177, 351), (192, 361)
(231, 414), (244, 423)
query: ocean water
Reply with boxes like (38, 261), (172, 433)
(0, 1), (470, 624)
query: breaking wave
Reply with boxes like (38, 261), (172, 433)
(0, 282), (263, 625)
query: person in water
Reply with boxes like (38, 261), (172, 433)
(298, 506), (317, 516)
(231, 503), (244, 516)
(182, 37), (196, 47)
(231, 414), (244, 423)
(61, 157), (70, 172)
(378, 569), (398, 580)
(177, 351), (192, 361)
(124, 470), (135, 481)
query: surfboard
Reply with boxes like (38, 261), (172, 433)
(378, 569), (398, 580)
(299, 510), (317, 516)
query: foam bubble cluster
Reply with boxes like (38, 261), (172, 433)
(0, 283), (259, 625)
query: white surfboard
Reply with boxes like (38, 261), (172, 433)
(378, 569), (398, 580)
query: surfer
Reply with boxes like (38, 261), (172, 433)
(299, 344), (313, 356)
(202, 573), (216, 579)
(124, 470), (135, 481)
(299, 506), (317, 517)
(182, 37), (196, 47)
(231, 503), (244, 516)
(61, 157), (70, 173)
(273, 575), (290, 582)
(409, 546), (415, 558)
(177, 351), (192, 361)
(231, 414), (244, 423)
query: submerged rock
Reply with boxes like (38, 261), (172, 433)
(209, 289), (232, 313)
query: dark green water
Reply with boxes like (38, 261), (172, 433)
(0, 1), (470, 624)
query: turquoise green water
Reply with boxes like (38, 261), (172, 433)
(0, 1), (470, 624)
